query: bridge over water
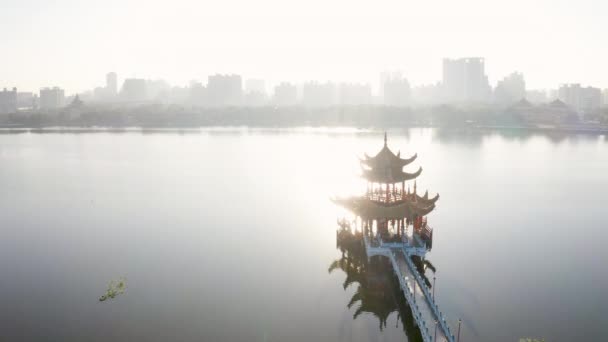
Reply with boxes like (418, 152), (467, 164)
(363, 234), (456, 342)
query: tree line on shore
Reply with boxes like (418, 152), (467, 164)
(1, 105), (607, 128)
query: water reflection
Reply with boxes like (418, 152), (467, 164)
(430, 127), (603, 147)
(330, 228), (439, 342)
(1, 128), (607, 341)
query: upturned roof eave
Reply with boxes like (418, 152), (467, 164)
(361, 166), (422, 183)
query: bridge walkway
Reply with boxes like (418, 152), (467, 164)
(363, 234), (455, 342)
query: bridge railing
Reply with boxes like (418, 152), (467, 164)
(389, 251), (433, 342)
(362, 234), (455, 342)
(401, 249), (455, 342)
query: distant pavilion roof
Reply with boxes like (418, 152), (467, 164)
(549, 99), (568, 108)
(513, 98), (533, 108)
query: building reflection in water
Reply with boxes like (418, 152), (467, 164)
(329, 224), (437, 342)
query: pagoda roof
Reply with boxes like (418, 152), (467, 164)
(360, 133), (417, 169)
(361, 166), (422, 183)
(333, 196), (436, 220)
(416, 190), (440, 205)
(360, 133), (421, 183)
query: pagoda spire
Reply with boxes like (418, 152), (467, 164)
(384, 132), (387, 147)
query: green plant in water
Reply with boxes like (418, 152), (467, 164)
(99, 278), (127, 302)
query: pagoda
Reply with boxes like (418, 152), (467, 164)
(334, 133), (438, 248)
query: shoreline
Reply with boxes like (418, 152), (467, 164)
(1, 124), (607, 135)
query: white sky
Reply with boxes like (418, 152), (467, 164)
(1, 0), (606, 94)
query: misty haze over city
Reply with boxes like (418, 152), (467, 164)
(2, 1), (608, 130)
(3, 0), (608, 91)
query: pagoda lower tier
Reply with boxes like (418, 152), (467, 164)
(333, 195), (437, 220)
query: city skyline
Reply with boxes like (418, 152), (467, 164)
(2, 58), (606, 98)
(2, 0), (608, 92)
(3, 63), (607, 100)
(2, 59), (608, 114)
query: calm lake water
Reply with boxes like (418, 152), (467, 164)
(1, 128), (607, 342)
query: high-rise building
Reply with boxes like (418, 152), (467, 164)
(207, 74), (243, 107)
(106, 72), (118, 97)
(338, 83), (372, 105)
(93, 87), (106, 101)
(146, 79), (171, 102)
(442, 57), (491, 103)
(168, 86), (190, 105)
(273, 83), (298, 106)
(558, 84), (602, 114)
(379, 71), (403, 96)
(381, 73), (411, 106)
(603, 89), (608, 107)
(412, 84), (441, 105)
(189, 82), (207, 106)
(245, 79), (266, 94)
(39, 87), (65, 110)
(301, 82), (337, 107)
(244, 79), (268, 106)
(494, 72), (526, 105)
(0, 87), (18, 113)
(120, 78), (147, 102)
(17, 92), (35, 110)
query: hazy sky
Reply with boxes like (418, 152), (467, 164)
(1, 0), (606, 94)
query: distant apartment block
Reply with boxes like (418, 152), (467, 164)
(189, 82), (207, 106)
(442, 57), (491, 103)
(17, 92), (35, 110)
(558, 84), (602, 114)
(339, 83), (372, 105)
(244, 79), (267, 106)
(302, 82), (337, 107)
(0, 87), (18, 113)
(412, 84), (441, 105)
(494, 72), (526, 105)
(207, 74), (243, 106)
(39, 87), (65, 110)
(381, 72), (411, 106)
(120, 78), (147, 102)
(106, 72), (118, 97)
(273, 83), (298, 106)
(245, 79), (266, 95)
(145, 80), (171, 102)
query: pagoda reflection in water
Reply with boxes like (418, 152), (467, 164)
(330, 227), (435, 342)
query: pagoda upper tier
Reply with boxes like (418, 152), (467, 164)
(360, 133), (421, 184)
(333, 133), (439, 220)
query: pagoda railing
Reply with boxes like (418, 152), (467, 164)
(366, 192), (414, 203)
